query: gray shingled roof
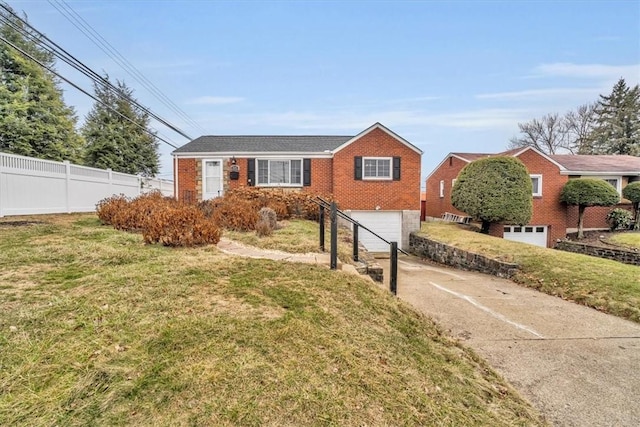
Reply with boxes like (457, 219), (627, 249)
(549, 154), (640, 173)
(173, 135), (353, 154)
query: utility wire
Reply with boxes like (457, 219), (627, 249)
(48, 0), (207, 135)
(0, 4), (193, 141)
(0, 34), (179, 149)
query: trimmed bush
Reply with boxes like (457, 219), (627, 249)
(622, 182), (640, 229)
(210, 196), (260, 231)
(96, 194), (129, 225)
(452, 156), (532, 233)
(561, 178), (620, 238)
(142, 205), (221, 247)
(111, 191), (174, 231)
(607, 208), (633, 231)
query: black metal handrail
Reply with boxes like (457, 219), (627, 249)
(316, 197), (409, 255)
(312, 196), (405, 295)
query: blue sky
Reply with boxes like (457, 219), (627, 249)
(9, 0), (640, 184)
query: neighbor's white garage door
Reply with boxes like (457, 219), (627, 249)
(503, 225), (548, 247)
(351, 211), (402, 252)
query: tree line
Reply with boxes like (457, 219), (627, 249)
(0, 6), (159, 176)
(509, 78), (640, 156)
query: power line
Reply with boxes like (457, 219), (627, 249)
(0, 34), (179, 149)
(0, 4), (193, 141)
(48, 0), (207, 136)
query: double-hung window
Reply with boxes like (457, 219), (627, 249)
(530, 174), (542, 197)
(257, 159), (302, 186)
(363, 157), (391, 180)
(583, 175), (622, 195)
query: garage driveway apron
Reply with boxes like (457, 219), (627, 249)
(381, 255), (640, 427)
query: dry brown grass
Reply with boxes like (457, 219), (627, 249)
(0, 214), (546, 426)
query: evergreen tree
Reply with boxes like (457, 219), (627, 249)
(560, 178), (619, 239)
(451, 157), (533, 234)
(82, 78), (159, 176)
(583, 78), (640, 156)
(0, 5), (84, 162)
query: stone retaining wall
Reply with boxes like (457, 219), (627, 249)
(409, 233), (519, 278)
(555, 241), (640, 266)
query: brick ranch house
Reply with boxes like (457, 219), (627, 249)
(172, 122), (423, 251)
(425, 146), (640, 247)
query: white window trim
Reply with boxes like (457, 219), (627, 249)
(202, 158), (224, 199)
(362, 156), (392, 180)
(256, 158), (303, 187)
(439, 180), (445, 198)
(583, 175), (622, 195)
(530, 174), (543, 197)
(451, 178), (457, 187)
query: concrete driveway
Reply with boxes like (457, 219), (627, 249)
(380, 255), (640, 427)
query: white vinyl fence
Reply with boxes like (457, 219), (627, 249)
(0, 152), (174, 217)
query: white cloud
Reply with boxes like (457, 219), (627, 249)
(476, 87), (601, 100)
(187, 96), (245, 105)
(529, 62), (640, 81)
(195, 108), (528, 133)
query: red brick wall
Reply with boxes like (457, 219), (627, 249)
(425, 155), (469, 218)
(332, 127), (421, 211)
(516, 149), (568, 246)
(566, 203), (634, 230)
(175, 158), (197, 203)
(177, 157), (334, 199)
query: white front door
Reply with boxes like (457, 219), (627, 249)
(203, 159), (223, 200)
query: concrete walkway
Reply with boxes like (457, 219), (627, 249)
(380, 255), (640, 427)
(217, 238), (333, 265)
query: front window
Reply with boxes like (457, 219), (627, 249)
(363, 157), (391, 180)
(530, 174), (542, 197)
(583, 175), (622, 195)
(257, 159), (302, 186)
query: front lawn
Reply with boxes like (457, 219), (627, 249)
(0, 214), (544, 426)
(419, 222), (640, 323)
(608, 231), (640, 249)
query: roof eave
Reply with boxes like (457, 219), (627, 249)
(172, 151), (334, 158)
(331, 122), (423, 155)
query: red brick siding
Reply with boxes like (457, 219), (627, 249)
(515, 149), (568, 246)
(177, 157), (333, 199)
(176, 158), (197, 203)
(332, 128), (421, 211)
(566, 203), (634, 231)
(425, 156), (469, 218)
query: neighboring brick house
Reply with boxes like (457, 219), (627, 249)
(172, 122), (423, 251)
(425, 146), (640, 247)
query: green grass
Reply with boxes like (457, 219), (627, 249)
(419, 222), (640, 323)
(608, 231), (640, 248)
(0, 214), (545, 426)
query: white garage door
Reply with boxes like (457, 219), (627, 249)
(350, 211), (402, 253)
(503, 225), (548, 247)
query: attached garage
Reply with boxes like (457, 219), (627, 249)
(503, 225), (548, 247)
(350, 211), (402, 253)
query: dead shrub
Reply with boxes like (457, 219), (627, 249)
(258, 207), (278, 230)
(224, 187), (333, 221)
(111, 191), (174, 231)
(255, 218), (274, 237)
(142, 204), (221, 247)
(210, 196), (260, 231)
(96, 194), (129, 225)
